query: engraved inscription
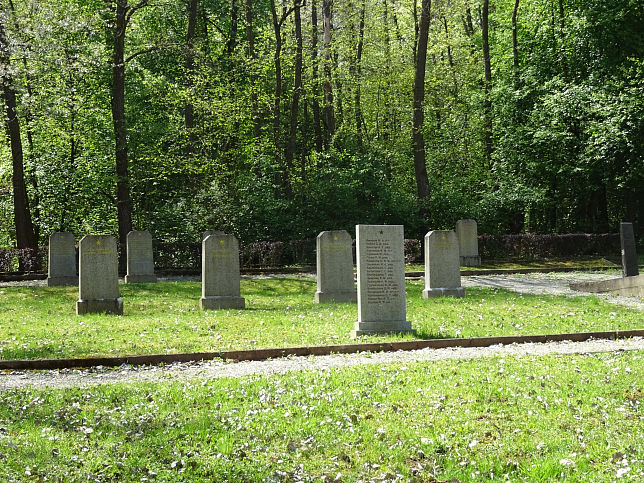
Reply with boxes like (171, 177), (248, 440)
(364, 238), (397, 305)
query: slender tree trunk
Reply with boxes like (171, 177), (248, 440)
(285, 0), (303, 180)
(246, 0), (261, 139)
(481, 0), (493, 166)
(512, 0), (520, 85)
(0, 14), (36, 250)
(381, 0), (392, 141)
(270, 0), (283, 170)
(185, 0), (199, 155)
(310, 0), (323, 152)
(355, 0), (366, 150)
(226, 0), (239, 61)
(111, 0), (133, 247)
(322, 0), (335, 147)
(412, 0), (431, 203)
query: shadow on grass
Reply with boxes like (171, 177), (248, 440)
(413, 328), (456, 340)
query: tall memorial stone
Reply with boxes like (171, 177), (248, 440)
(47, 232), (77, 286)
(351, 225), (411, 337)
(124, 230), (157, 283)
(423, 230), (465, 298)
(620, 222), (639, 277)
(315, 230), (356, 303)
(200, 234), (245, 309)
(76, 235), (123, 315)
(455, 219), (481, 266)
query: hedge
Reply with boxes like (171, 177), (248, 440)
(0, 233), (626, 274)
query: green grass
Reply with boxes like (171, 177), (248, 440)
(0, 277), (642, 360)
(0, 350), (642, 481)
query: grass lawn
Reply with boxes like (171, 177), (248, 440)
(0, 277), (642, 360)
(0, 350), (642, 481)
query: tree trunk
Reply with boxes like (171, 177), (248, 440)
(111, 0), (133, 247)
(481, 0), (493, 166)
(412, 0), (431, 202)
(322, 0), (335, 147)
(511, 0), (520, 85)
(226, 0), (239, 61)
(355, 0), (366, 149)
(285, 0), (303, 178)
(0, 14), (36, 249)
(185, 0), (199, 156)
(246, 0), (261, 139)
(310, 0), (323, 152)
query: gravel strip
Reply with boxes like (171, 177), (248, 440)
(1, 337), (642, 391)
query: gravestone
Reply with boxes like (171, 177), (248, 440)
(620, 222), (639, 277)
(422, 230), (465, 298)
(455, 219), (481, 266)
(202, 230), (225, 241)
(76, 235), (123, 315)
(124, 230), (157, 283)
(200, 234), (245, 309)
(315, 230), (356, 303)
(47, 232), (77, 286)
(351, 225), (412, 337)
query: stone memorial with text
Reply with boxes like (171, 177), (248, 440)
(455, 219), (481, 266)
(124, 230), (157, 283)
(423, 230), (465, 298)
(76, 235), (123, 315)
(200, 234), (245, 310)
(315, 230), (356, 303)
(620, 222), (639, 277)
(352, 225), (411, 337)
(47, 232), (77, 286)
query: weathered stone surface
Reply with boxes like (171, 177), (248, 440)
(200, 234), (245, 310)
(455, 219), (481, 266)
(352, 225), (412, 337)
(423, 230), (465, 299)
(47, 232), (77, 286)
(315, 230), (356, 303)
(620, 222), (639, 277)
(76, 235), (123, 315)
(124, 230), (157, 283)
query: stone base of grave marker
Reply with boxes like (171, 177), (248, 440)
(200, 296), (245, 310)
(351, 320), (413, 338)
(459, 255), (481, 267)
(47, 275), (78, 287)
(124, 274), (158, 283)
(76, 298), (123, 315)
(315, 290), (357, 304)
(422, 287), (466, 299)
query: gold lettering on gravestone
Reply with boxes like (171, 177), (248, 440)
(365, 238), (397, 305)
(211, 240), (234, 259)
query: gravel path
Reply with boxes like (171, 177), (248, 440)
(1, 337), (642, 391)
(1, 271), (642, 391)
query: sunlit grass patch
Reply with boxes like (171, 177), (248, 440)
(0, 350), (642, 481)
(0, 277), (641, 360)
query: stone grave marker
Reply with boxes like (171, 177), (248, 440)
(76, 235), (123, 315)
(620, 222), (639, 277)
(315, 230), (356, 303)
(124, 230), (157, 283)
(351, 225), (412, 337)
(47, 232), (77, 286)
(200, 234), (245, 309)
(422, 230), (465, 298)
(202, 230), (225, 240)
(455, 219), (481, 266)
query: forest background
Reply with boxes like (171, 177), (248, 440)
(1, 0), (643, 251)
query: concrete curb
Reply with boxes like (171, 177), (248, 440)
(1, 329), (643, 371)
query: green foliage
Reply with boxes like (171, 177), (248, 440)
(1, 0), (643, 247)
